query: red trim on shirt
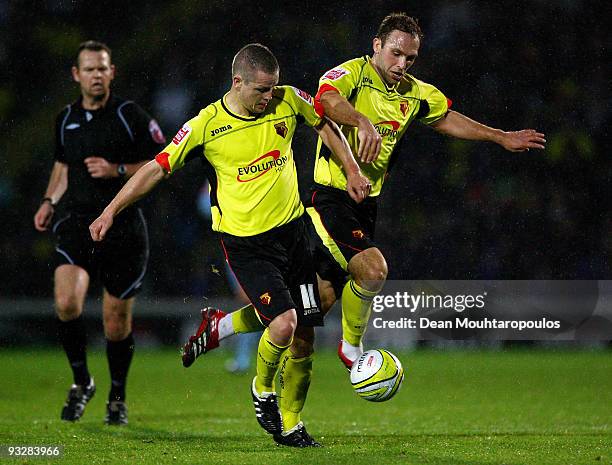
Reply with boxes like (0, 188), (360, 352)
(155, 152), (171, 173)
(314, 83), (340, 118)
(446, 98), (453, 109)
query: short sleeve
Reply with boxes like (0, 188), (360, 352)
(281, 86), (322, 128)
(317, 59), (362, 100)
(155, 113), (205, 175)
(416, 80), (451, 125)
(120, 103), (167, 161)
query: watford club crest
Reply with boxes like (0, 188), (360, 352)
(400, 100), (409, 117)
(352, 229), (365, 239)
(274, 121), (288, 138)
(260, 292), (272, 305)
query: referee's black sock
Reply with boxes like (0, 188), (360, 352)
(106, 332), (135, 402)
(56, 315), (91, 387)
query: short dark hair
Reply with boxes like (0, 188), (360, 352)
(376, 13), (423, 45)
(232, 43), (279, 82)
(75, 40), (112, 67)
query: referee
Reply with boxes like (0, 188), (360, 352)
(33, 40), (165, 425)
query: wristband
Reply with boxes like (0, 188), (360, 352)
(41, 197), (55, 207)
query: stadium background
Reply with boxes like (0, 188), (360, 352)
(0, 0), (609, 345)
(0, 3), (610, 464)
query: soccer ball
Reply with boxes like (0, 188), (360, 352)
(350, 349), (404, 402)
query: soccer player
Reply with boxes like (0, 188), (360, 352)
(309, 12), (543, 367)
(180, 12), (546, 438)
(33, 41), (166, 424)
(89, 43), (370, 446)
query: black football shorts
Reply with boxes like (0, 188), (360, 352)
(53, 209), (149, 299)
(220, 216), (323, 327)
(305, 184), (378, 294)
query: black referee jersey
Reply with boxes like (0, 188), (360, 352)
(54, 94), (165, 214)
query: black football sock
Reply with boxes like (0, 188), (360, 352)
(57, 315), (90, 386)
(106, 332), (135, 402)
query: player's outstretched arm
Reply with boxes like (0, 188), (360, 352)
(89, 160), (167, 241)
(320, 91), (381, 163)
(34, 161), (68, 232)
(431, 110), (546, 152)
(315, 117), (371, 203)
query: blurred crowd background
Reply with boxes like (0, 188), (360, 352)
(1, 0), (610, 302)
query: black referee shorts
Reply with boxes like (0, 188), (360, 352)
(53, 209), (149, 299)
(305, 184), (378, 294)
(220, 216), (323, 327)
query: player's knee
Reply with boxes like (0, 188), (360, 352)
(55, 295), (82, 321)
(354, 250), (388, 285)
(290, 336), (314, 358)
(368, 259), (388, 282)
(317, 278), (337, 314)
(104, 316), (131, 341)
(103, 309), (131, 341)
(269, 309), (297, 345)
(319, 289), (336, 314)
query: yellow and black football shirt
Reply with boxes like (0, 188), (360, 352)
(313, 56), (452, 196)
(156, 86), (322, 236)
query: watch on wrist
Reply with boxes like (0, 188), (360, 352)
(117, 164), (127, 176)
(41, 197), (55, 207)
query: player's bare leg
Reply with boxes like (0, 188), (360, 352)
(339, 247), (388, 368)
(102, 290), (135, 425)
(55, 264), (89, 322)
(55, 265), (96, 421)
(317, 276), (338, 315)
(103, 291), (133, 341)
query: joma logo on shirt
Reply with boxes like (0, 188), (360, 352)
(374, 120), (401, 140)
(237, 150), (288, 182)
(210, 125), (232, 136)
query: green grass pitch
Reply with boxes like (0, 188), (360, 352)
(0, 348), (610, 464)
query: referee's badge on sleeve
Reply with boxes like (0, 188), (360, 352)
(148, 119), (166, 144)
